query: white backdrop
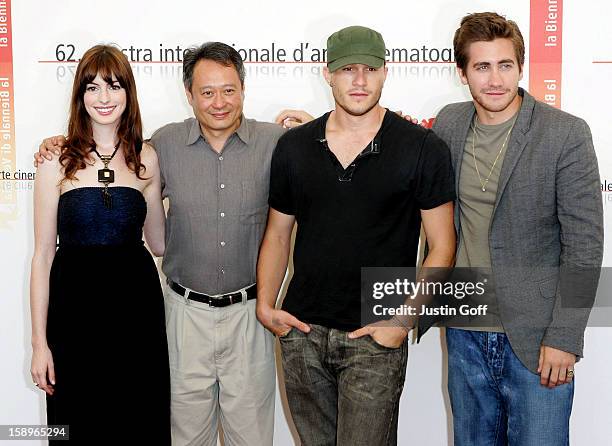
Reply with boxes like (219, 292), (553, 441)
(1, 0), (611, 444)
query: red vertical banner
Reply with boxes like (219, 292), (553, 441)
(0, 0), (16, 206)
(529, 0), (563, 108)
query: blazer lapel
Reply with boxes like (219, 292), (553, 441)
(492, 89), (536, 217)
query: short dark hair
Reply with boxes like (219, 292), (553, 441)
(454, 12), (525, 72)
(182, 42), (245, 91)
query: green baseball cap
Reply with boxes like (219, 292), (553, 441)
(326, 26), (386, 72)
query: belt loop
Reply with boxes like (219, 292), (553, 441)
(184, 287), (192, 306)
(241, 289), (247, 305)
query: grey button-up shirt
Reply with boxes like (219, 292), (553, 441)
(150, 116), (286, 294)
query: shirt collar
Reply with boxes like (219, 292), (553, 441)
(315, 110), (386, 154)
(186, 118), (202, 146)
(185, 114), (250, 147)
(234, 115), (250, 144)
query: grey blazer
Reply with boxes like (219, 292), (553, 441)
(431, 88), (603, 373)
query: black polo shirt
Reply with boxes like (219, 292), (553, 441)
(269, 110), (455, 331)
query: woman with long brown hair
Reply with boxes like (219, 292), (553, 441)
(29, 45), (170, 443)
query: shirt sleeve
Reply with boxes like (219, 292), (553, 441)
(268, 136), (295, 215)
(415, 130), (456, 209)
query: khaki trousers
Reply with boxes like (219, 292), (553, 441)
(164, 283), (275, 446)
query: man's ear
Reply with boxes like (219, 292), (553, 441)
(323, 66), (332, 86)
(457, 66), (468, 86)
(184, 86), (194, 106)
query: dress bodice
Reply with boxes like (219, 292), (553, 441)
(57, 187), (147, 246)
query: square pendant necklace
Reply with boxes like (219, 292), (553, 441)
(91, 141), (120, 209)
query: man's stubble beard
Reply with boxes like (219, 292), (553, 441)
(333, 88), (383, 117)
(470, 84), (519, 114)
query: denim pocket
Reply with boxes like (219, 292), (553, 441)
(278, 327), (294, 339)
(279, 330), (309, 384)
(366, 334), (405, 351)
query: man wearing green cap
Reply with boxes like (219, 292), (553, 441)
(257, 26), (456, 444)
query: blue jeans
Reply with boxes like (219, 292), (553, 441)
(446, 328), (574, 446)
(279, 324), (408, 446)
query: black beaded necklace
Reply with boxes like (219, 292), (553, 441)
(90, 141), (121, 209)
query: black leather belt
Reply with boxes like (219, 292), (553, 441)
(168, 280), (256, 307)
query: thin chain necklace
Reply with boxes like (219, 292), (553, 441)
(91, 141), (121, 209)
(471, 118), (514, 192)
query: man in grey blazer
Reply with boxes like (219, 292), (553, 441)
(431, 12), (603, 446)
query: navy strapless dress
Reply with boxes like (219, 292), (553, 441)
(45, 187), (170, 444)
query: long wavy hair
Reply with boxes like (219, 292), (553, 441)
(60, 45), (145, 181)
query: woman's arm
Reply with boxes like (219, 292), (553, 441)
(30, 157), (62, 395)
(141, 143), (165, 257)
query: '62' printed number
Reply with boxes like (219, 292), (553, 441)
(55, 44), (77, 62)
